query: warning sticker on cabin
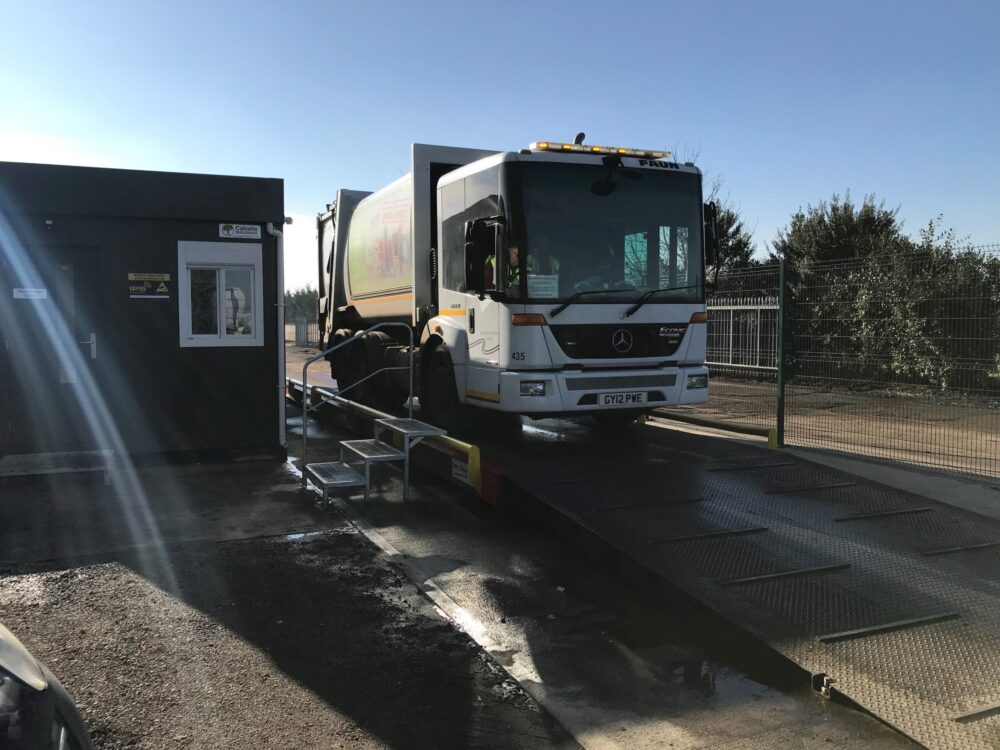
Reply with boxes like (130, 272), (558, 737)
(13, 288), (48, 299)
(129, 272), (171, 300)
(219, 223), (261, 239)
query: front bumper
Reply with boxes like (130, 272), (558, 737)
(497, 366), (709, 414)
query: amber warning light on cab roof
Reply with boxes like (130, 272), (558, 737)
(529, 141), (672, 159)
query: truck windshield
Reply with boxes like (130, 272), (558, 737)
(516, 162), (703, 304)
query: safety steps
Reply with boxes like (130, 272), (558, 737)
(298, 345), (445, 503)
(340, 439), (405, 462)
(337, 439), (403, 503)
(302, 415), (448, 503)
(306, 461), (366, 502)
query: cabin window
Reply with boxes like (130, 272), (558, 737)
(440, 179), (466, 292)
(439, 167), (502, 294)
(178, 241), (264, 347)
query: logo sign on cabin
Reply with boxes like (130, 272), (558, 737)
(219, 223), (261, 240)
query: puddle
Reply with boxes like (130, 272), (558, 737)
(286, 531), (325, 541)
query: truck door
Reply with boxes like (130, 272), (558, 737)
(464, 223), (502, 407)
(438, 169), (502, 407)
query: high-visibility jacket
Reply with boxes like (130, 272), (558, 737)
(485, 255), (520, 290)
(485, 255), (496, 290)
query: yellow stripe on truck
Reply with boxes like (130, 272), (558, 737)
(438, 309), (466, 316)
(466, 390), (500, 403)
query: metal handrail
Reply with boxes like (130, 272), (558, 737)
(301, 322), (415, 487)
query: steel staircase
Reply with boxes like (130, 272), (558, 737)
(300, 323), (445, 502)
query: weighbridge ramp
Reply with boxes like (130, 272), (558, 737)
(480, 423), (1000, 750)
(288, 380), (1000, 749)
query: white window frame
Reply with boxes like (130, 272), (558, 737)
(178, 241), (264, 347)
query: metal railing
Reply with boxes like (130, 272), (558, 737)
(785, 250), (1000, 477)
(707, 297), (779, 371)
(285, 319), (320, 347)
(663, 248), (1000, 479)
(677, 265), (783, 436)
(300, 322), (414, 487)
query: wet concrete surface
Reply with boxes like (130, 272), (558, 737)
(0, 454), (575, 749)
(293, 409), (916, 749)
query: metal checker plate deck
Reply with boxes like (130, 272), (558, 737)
(340, 439), (404, 461)
(375, 418), (447, 437)
(499, 427), (1000, 749)
(308, 462), (365, 487)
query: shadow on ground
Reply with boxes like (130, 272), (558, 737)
(0, 461), (575, 750)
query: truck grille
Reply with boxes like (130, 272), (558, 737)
(549, 324), (687, 359)
(565, 374), (677, 391)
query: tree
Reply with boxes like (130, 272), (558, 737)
(770, 194), (1000, 391)
(709, 201), (757, 287)
(769, 192), (909, 267)
(702, 180), (759, 295)
(284, 285), (318, 322)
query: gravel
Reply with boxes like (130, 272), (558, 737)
(0, 521), (576, 749)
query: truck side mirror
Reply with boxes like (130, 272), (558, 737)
(704, 201), (719, 267)
(464, 221), (489, 296)
(464, 216), (508, 298)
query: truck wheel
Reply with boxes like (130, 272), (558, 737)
(339, 335), (374, 404)
(327, 328), (352, 383)
(424, 350), (466, 432)
(364, 330), (406, 411)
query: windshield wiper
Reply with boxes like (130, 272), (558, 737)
(622, 284), (701, 318)
(550, 287), (636, 318)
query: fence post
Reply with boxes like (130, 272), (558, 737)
(728, 309), (735, 364)
(776, 259), (787, 447)
(755, 307), (762, 368)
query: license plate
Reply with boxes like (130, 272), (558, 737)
(599, 392), (647, 407)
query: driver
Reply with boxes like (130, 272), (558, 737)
(528, 231), (560, 275)
(507, 246), (521, 296)
(484, 245), (520, 294)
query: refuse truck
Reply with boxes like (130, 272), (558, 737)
(316, 138), (717, 428)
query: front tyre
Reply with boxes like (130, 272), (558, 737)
(423, 350), (467, 433)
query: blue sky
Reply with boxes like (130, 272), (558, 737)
(1, 0), (997, 289)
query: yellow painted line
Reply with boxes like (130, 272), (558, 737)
(438, 308), (466, 317)
(653, 410), (779, 450)
(351, 292), (413, 305)
(466, 390), (501, 403)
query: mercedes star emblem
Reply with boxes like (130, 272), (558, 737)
(611, 328), (633, 353)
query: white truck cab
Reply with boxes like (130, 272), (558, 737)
(317, 139), (716, 428)
(429, 142), (711, 420)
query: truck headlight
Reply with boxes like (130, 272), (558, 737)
(686, 374), (708, 389)
(519, 381), (546, 396)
